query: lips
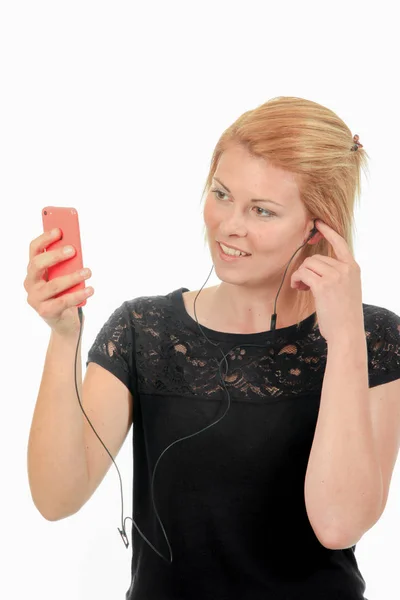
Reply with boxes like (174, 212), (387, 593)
(217, 242), (251, 260)
(218, 242), (251, 255)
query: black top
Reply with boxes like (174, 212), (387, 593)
(86, 287), (400, 600)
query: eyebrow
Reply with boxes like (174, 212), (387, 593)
(212, 177), (284, 208)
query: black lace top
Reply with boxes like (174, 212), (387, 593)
(86, 287), (400, 600)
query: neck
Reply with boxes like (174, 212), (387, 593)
(207, 282), (293, 328)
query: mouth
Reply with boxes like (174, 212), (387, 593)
(217, 241), (252, 261)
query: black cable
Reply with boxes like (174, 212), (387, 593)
(76, 306), (131, 548)
(73, 220), (318, 567)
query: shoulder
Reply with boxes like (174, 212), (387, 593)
(125, 287), (183, 310)
(122, 287), (186, 327)
(92, 290), (177, 335)
(362, 302), (400, 343)
(362, 302), (400, 387)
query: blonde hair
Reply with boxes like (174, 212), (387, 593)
(199, 96), (370, 331)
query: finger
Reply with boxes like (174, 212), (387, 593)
(26, 239), (72, 287)
(315, 221), (352, 263)
(35, 269), (92, 305)
(308, 255), (339, 267)
(29, 228), (60, 263)
(291, 267), (320, 290)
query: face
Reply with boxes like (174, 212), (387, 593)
(203, 144), (318, 287)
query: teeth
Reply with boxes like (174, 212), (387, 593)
(220, 242), (249, 257)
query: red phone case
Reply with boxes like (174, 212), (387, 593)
(42, 206), (86, 308)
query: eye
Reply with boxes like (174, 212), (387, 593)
(212, 189), (228, 201)
(211, 188), (275, 219)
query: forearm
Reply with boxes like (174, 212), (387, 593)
(304, 329), (383, 548)
(27, 330), (89, 521)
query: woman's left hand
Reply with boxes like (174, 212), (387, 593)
(290, 220), (364, 343)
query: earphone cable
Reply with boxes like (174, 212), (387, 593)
(71, 220), (317, 565)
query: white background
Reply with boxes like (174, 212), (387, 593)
(1, 1), (399, 599)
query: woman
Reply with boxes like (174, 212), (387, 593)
(26, 96), (400, 599)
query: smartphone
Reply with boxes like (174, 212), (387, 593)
(42, 206), (87, 308)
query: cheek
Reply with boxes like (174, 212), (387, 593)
(203, 197), (218, 228)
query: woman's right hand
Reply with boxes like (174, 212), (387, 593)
(24, 228), (94, 337)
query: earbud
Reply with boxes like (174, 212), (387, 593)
(306, 219), (319, 242)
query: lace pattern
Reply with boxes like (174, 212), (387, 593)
(86, 300), (136, 398)
(86, 289), (400, 399)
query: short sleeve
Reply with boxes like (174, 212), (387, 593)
(367, 306), (400, 388)
(86, 300), (137, 399)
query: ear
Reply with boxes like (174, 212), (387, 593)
(307, 231), (323, 245)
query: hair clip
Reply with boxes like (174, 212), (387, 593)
(351, 134), (363, 151)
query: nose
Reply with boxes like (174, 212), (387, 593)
(219, 212), (248, 236)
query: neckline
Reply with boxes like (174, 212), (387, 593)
(171, 287), (318, 344)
